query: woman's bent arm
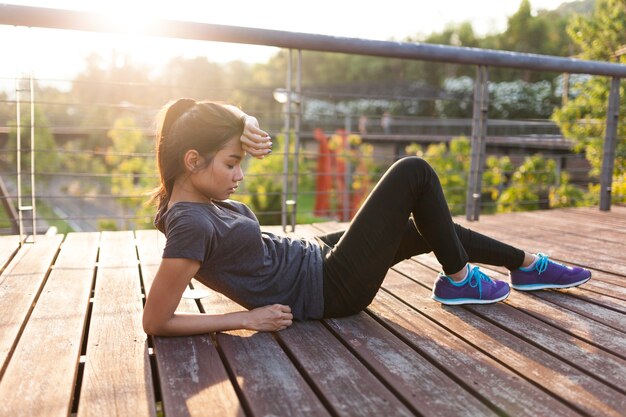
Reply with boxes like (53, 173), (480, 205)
(143, 257), (293, 336)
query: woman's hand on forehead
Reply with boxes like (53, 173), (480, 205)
(240, 116), (273, 159)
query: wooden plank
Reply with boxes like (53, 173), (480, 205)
(579, 276), (626, 302)
(325, 313), (498, 417)
(503, 210), (626, 243)
(531, 289), (626, 329)
(458, 217), (626, 268)
(368, 290), (584, 417)
(453, 215), (626, 276)
(278, 320), (414, 417)
(453, 209), (626, 247)
(135, 230), (244, 417)
(193, 281), (331, 417)
(381, 264), (626, 417)
(502, 289), (626, 357)
(0, 233), (99, 417)
(0, 235), (63, 374)
(557, 206), (626, 227)
(0, 235), (19, 273)
(397, 257), (626, 391)
(77, 231), (156, 417)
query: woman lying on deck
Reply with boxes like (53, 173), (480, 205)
(142, 99), (591, 336)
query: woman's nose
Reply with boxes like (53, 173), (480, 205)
(234, 166), (244, 181)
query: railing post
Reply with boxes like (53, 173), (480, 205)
(29, 72), (37, 239)
(599, 76), (620, 211)
(290, 49), (302, 232)
(466, 65), (489, 221)
(281, 49), (292, 232)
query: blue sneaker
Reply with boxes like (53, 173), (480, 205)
(510, 253), (591, 291)
(432, 265), (510, 305)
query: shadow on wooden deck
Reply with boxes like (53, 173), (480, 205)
(0, 206), (624, 417)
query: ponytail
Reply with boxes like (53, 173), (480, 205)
(153, 98), (197, 218)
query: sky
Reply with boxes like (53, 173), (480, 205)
(0, 0), (578, 83)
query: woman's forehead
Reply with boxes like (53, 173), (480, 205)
(219, 137), (245, 157)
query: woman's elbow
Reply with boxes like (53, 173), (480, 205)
(143, 312), (164, 336)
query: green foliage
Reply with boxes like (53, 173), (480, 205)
(106, 116), (156, 229)
(483, 155), (514, 202)
(553, 0), (626, 203)
(6, 108), (60, 183)
(550, 172), (586, 208)
(497, 155), (556, 212)
(406, 140), (587, 215)
(97, 219), (119, 231)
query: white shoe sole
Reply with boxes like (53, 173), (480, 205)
(511, 276), (591, 291)
(432, 291), (510, 305)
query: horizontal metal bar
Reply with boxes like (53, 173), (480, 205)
(2, 4), (626, 77)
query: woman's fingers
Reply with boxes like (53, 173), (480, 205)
(246, 123), (269, 137)
(240, 115), (272, 159)
(242, 144), (271, 159)
(240, 134), (272, 149)
(247, 304), (293, 331)
(241, 133), (272, 159)
(271, 305), (292, 330)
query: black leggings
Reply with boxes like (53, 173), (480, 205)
(319, 157), (525, 318)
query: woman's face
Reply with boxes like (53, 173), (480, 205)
(190, 137), (245, 201)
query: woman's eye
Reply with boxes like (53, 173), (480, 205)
(227, 165), (234, 169)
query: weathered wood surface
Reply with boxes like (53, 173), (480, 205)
(0, 206), (624, 417)
(136, 229), (245, 417)
(0, 235), (63, 373)
(0, 235), (19, 273)
(0, 233), (98, 417)
(77, 231), (156, 417)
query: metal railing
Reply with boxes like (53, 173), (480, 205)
(0, 3), (624, 233)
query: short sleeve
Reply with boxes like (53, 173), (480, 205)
(162, 208), (213, 262)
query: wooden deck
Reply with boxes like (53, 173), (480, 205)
(0, 206), (624, 417)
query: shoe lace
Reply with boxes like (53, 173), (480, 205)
(534, 254), (549, 274)
(533, 253), (563, 275)
(468, 266), (494, 299)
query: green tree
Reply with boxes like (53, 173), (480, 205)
(7, 108), (60, 184)
(497, 155), (557, 212)
(552, 0), (626, 203)
(550, 171), (586, 208)
(483, 155), (514, 206)
(105, 116), (156, 229)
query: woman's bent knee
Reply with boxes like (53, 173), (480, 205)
(389, 157), (436, 185)
(393, 156), (434, 174)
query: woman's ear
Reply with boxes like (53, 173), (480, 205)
(183, 149), (201, 173)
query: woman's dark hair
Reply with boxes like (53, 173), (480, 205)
(153, 98), (244, 218)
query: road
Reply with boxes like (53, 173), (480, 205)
(1, 174), (128, 233)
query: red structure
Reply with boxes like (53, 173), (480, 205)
(313, 128), (332, 217)
(314, 128), (371, 221)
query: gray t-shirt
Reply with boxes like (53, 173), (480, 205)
(158, 200), (324, 320)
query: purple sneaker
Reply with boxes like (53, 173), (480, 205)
(432, 265), (510, 305)
(510, 253), (591, 291)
